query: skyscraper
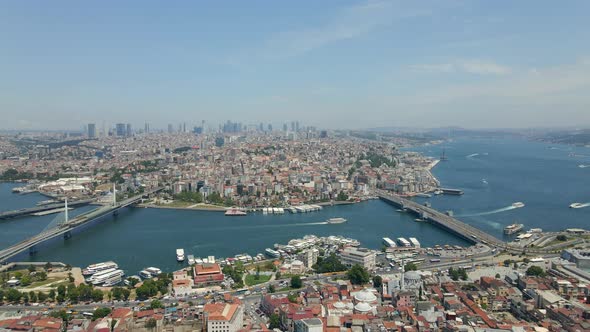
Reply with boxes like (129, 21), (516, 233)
(168, 124), (174, 134)
(116, 123), (126, 137)
(144, 122), (149, 134)
(126, 123), (132, 136)
(87, 123), (96, 138)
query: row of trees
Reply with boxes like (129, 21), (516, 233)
(448, 267), (468, 281)
(222, 263), (245, 288)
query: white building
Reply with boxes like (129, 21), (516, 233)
(204, 303), (244, 332)
(294, 318), (323, 332)
(339, 247), (376, 271)
(298, 248), (319, 269)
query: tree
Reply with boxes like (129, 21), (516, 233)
(346, 264), (370, 285)
(495, 273), (501, 279)
(268, 284), (276, 293)
(404, 262), (418, 271)
(57, 285), (66, 297)
(6, 288), (21, 303)
(20, 275), (32, 286)
(503, 259), (512, 267)
(336, 191), (349, 201)
(48, 289), (56, 301)
(91, 289), (104, 302)
(269, 314), (280, 329)
(287, 293), (298, 303)
(28, 265), (36, 273)
(312, 254), (347, 273)
(93, 307), (112, 319)
(255, 266), (261, 280)
(526, 266), (546, 277)
(45, 262), (53, 270)
(29, 291), (38, 303)
(110, 319), (118, 332)
(126, 277), (139, 288)
(290, 276), (302, 289)
(150, 299), (164, 309)
(372, 275), (383, 289)
(556, 235), (567, 241)
(38, 292), (48, 302)
(145, 318), (157, 329)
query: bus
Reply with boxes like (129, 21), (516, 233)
(429, 258), (441, 263)
(82, 312), (94, 318)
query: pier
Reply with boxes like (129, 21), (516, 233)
(377, 190), (503, 246)
(0, 199), (94, 219)
(0, 188), (162, 263)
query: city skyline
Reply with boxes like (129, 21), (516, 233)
(1, 1), (590, 130)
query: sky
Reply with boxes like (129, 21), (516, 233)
(1, 0), (590, 130)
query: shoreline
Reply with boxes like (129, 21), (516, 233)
(138, 199), (359, 213)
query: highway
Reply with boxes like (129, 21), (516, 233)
(0, 188), (162, 263)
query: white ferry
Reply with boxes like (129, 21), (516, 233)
(82, 261), (118, 276)
(512, 202), (525, 208)
(85, 268), (117, 283)
(91, 269), (125, 285)
(176, 249), (185, 262)
(409, 237), (421, 248)
(265, 248), (280, 258)
(146, 267), (162, 277)
(139, 270), (153, 279)
(397, 238), (411, 247)
(382, 237), (396, 247)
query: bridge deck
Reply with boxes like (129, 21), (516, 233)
(0, 199), (93, 219)
(377, 191), (504, 245)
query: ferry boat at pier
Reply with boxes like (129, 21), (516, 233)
(397, 237), (411, 247)
(265, 248), (281, 258)
(176, 248), (185, 262)
(504, 223), (524, 235)
(82, 261), (118, 276)
(225, 208), (247, 216)
(382, 237), (396, 247)
(441, 188), (464, 195)
(326, 217), (347, 224)
(91, 269), (125, 286)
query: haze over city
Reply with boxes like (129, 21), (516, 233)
(1, 0), (590, 130)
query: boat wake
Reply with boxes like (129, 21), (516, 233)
(466, 153), (479, 159)
(459, 205), (520, 217)
(579, 164), (590, 168)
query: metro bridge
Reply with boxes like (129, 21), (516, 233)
(0, 187), (163, 263)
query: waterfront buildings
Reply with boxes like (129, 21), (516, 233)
(339, 247), (376, 271)
(193, 263), (224, 288)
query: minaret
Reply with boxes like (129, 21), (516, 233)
(64, 197), (69, 223)
(113, 183), (117, 206)
(400, 258), (405, 290)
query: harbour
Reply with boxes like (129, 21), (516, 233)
(0, 137), (589, 274)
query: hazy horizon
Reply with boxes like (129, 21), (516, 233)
(1, 1), (590, 130)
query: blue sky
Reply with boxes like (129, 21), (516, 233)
(1, 0), (589, 130)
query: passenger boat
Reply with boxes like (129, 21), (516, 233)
(225, 208), (247, 216)
(82, 261), (118, 276)
(504, 223), (524, 235)
(176, 248), (185, 262)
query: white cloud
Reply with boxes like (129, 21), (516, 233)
(410, 59), (512, 75)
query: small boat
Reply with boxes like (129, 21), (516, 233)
(187, 255), (195, 265)
(482, 179), (488, 185)
(36, 199), (57, 206)
(512, 202), (525, 208)
(176, 249), (185, 262)
(415, 193), (431, 198)
(326, 217), (347, 224)
(570, 203), (587, 209)
(433, 189), (443, 195)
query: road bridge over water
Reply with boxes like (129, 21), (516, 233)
(0, 188), (163, 263)
(377, 190), (555, 254)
